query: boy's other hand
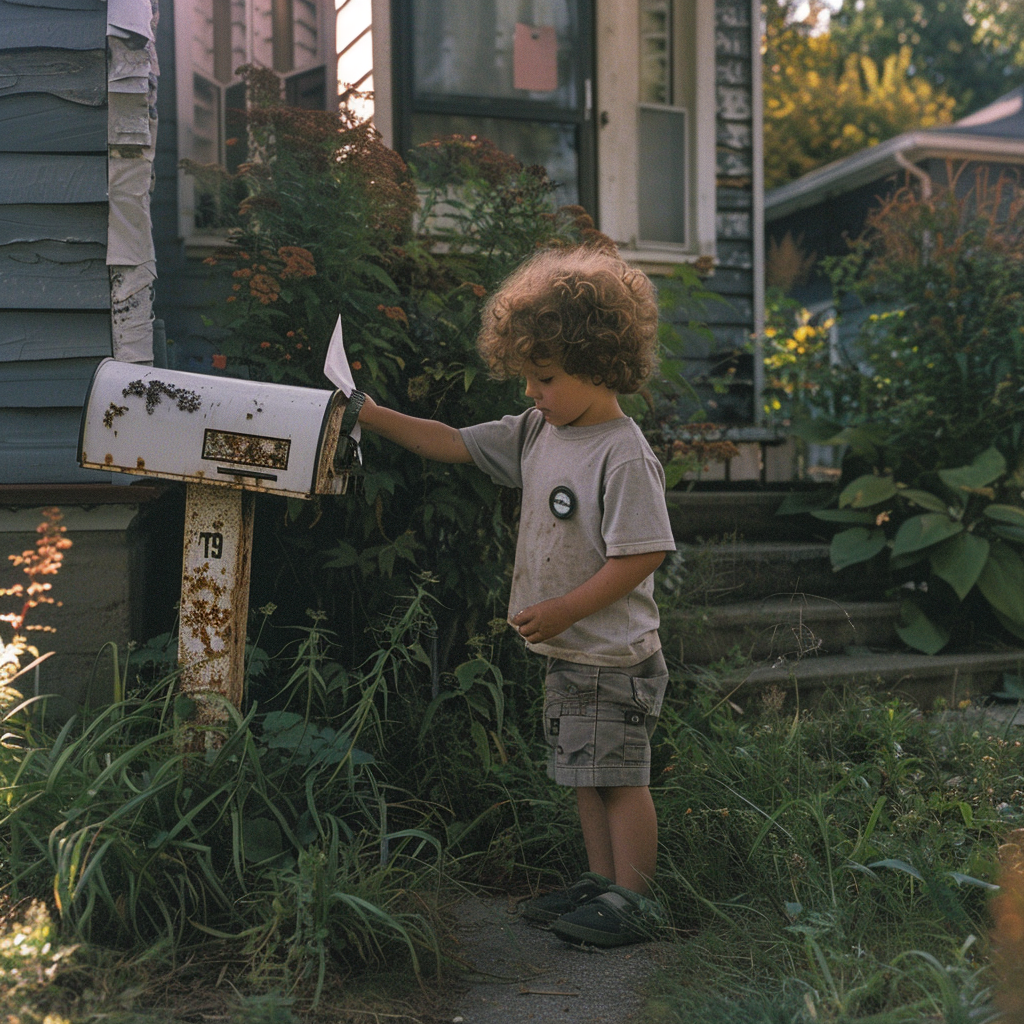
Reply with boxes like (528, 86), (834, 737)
(512, 600), (573, 644)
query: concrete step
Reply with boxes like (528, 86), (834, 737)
(664, 596), (900, 665)
(697, 648), (1024, 711)
(669, 541), (885, 605)
(667, 489), (833, 543)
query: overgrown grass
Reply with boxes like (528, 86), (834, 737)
(644, 681), (1024, 1022)
(3, 570), (1024, 1022)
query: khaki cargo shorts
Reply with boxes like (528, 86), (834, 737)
(543, 650), (669, 787)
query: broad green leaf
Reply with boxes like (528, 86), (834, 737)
(838, 423), (889, 459)
(938, 447), (1006, 491)
(889, 550), (927, 572)
(839, 474), (897, 508)
(993, 524), (1024, 544)
(663, 458), (688, 490)
(790, 418), (844, 444)
(899, 489), (951, 514)
(810, 509), (877, 525)
(895, 599), (950, 654)
(983, 503), (1024, 526)
(977, 541), (1024, 625)
(242, 817), (284, 863)
(994, 609), (1024, 641)
(890, 514), (963, 557)
(928, 533), (990, 601)
(830, 527), (887, 570)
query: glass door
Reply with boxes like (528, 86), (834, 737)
(394, 0), (595, 213)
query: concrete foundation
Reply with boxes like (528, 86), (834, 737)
(0, 483), (177, 715)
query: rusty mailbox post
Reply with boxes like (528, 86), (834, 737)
(79, 358), (359, 736)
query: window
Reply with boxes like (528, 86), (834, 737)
(176, 0), (336, 239)
(638, 0), (690, 246)
(393, 0), (596, 212)
(595, 0), (715, 260)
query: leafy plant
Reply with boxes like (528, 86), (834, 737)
(798, 443), (1024, 652)
(806, 174), (1024, 482)
(1, 507), (72, 687)
(645, 680), (1019, 1023)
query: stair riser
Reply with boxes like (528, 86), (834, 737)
(703, 652), (1024, 712)
(665, 608), (899, 665)
(670, 544), (887, 605)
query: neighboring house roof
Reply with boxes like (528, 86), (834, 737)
(765, 86), (1024, 221)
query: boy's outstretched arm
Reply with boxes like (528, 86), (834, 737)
(357, 393), (474, 463)
(511, 550), (667, 644)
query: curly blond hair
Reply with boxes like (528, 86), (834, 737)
(477, 246), (660, 394)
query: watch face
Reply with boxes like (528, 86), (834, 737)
(549, 485), (577, 520)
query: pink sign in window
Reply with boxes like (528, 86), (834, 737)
(513, 23), (557, 92)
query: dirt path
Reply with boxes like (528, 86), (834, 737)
(440, 896), (668, 1024)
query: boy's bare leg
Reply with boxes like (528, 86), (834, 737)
(576, 785), (658, 894)
(602, 785), (658, 894)
(576, 786), (615, 879)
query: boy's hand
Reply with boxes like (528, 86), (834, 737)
(512, 600), (574, 644)
(511, 552), (667, 646)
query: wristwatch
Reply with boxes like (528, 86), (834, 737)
(339, 389), (365, 439)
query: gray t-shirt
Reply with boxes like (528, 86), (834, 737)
(460, 409), (675, 667)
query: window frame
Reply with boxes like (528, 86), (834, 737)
(174, 0), (338, 248)
(595, 0), (716, 266)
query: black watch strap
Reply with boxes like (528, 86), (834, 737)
(339, 389), (365, 438)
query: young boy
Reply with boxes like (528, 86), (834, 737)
(356, 245), (676, 947)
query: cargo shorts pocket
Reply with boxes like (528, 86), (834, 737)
(544, 667), (599, 770)
(620, 670), (669, 764)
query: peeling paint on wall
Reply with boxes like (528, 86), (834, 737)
(107, 0), (159, 364)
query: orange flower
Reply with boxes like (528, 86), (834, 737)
(351, 361), (362, 371)
(377, 303), (409, 325)
(212, 354), (227, 370)
(260, 341), (271, 349)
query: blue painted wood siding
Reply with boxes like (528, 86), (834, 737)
(0, 0), (113, 483)
(660, 0), (760, 424)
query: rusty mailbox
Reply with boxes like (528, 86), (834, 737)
(79, 358), (360, 728)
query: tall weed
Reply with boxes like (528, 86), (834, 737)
(0, 585), (456, 1007)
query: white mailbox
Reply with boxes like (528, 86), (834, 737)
(77, 357), (363, 737)
(78, 358), (353, 498)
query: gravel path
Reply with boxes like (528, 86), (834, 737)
(441, 896), (668, 1024)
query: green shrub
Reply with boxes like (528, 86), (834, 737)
(799, 174), (1024, 480)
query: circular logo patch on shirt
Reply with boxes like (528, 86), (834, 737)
(549, 486), (577, 520)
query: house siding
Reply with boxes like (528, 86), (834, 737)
(658, 0), (760, 424)
(0, 0), (112, 483)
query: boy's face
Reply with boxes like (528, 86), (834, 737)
(522, 360), (623, 427)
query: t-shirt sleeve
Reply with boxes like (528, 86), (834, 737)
(459, 410), (536, 489)
(601, 453), (676, 557)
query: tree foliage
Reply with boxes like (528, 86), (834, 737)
(764, 4), (956, 188)
(829, 0), (1024, 115)
(763, 0), (1024, 189)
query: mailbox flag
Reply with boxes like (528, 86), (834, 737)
(323, 316), (361, 446)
